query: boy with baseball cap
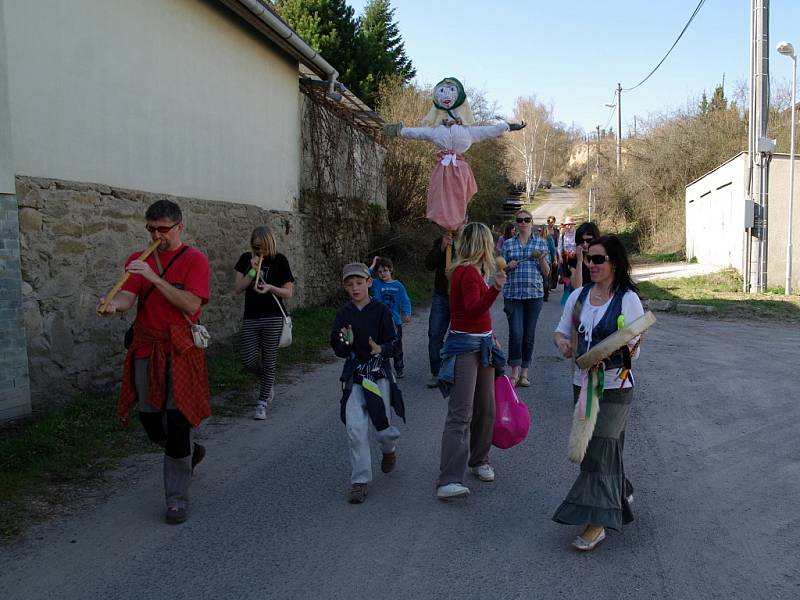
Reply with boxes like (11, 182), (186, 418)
(330, 263), (405, 503)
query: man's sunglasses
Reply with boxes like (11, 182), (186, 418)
(145, 222), (180, 234)
(584, 254), (611, 265)
(516, 217), (532, 224)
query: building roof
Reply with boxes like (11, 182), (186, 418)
(299, 67), (384, 140)
(685, 151), (746, 188)
(685, 151), (800, 188)
(217, 0), (383, 136)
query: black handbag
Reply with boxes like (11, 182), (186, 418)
(123, 246), (190, 349)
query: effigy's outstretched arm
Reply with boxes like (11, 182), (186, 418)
(396, 126), (438, 143)
(467, 120), (526, 143)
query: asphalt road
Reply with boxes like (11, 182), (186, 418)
(530, 186), (577, 223)
(1, 294), (798, 599)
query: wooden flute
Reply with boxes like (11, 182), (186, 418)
(97, 238), (161, 314)
(253, 255), (264, 289)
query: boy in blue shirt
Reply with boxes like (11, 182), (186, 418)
(369, 256), (412, 378)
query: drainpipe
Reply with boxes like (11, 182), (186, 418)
(237, 0), (342, 101)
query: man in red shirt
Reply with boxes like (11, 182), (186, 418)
(97, 200), (211, 524)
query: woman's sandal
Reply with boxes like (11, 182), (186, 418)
(571, 528), (606, 551)
(517, 376), (531, 387)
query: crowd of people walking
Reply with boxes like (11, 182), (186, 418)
(98, 200), (644, 553)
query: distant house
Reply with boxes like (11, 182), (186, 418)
(0, 0), (385, 420)
(685, 151), (800, 291)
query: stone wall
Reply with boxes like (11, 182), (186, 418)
(16, 176), (388, 406)
(0, 193), (31, 419)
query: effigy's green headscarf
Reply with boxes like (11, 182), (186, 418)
(422, 77), (475, 126)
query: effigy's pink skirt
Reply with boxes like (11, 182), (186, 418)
(427, 154), (478, 231)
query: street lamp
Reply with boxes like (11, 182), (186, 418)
(777, 41), (796, 295)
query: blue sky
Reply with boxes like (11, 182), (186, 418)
(345, 1), (800, 134)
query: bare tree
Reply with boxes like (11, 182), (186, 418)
(506, 96), (557, 199)
(376, 77), (435, 224)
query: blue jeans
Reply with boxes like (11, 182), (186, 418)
(428, 294), (450, 376)
(503, 297), (544, 369)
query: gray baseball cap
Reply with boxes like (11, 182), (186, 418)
(342, 262), (370, 281)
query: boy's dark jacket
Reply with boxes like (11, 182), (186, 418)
(330, 299), (405, 427)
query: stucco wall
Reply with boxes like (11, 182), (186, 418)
(2, 0), (300, 211)
(763, 156), (800, 292)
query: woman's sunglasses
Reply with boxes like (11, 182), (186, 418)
(516, 217), (532, 224)
(145, 222), (180, 234)
(584, 254), (611, 265)
(580, 236), (594, 245)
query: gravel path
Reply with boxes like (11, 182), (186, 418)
(1, 292), (797, 599)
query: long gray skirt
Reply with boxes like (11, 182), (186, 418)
(552, 386), (634, 532)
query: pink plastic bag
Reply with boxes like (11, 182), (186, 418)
(492, 375), (531, 449)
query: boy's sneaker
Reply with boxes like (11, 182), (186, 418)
(427, 377), (439, 388)
(395, 369), (404, 379)
(349, 483), (368, 504)
(253, 403), (267, 420)
(165, 505), (188, 525)
(381, 451), (397, 473)
(436, 483), (470, 500)
(470, 464), (495, 482)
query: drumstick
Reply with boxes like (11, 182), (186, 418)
(253, 255), (264, 289)
(97, 238), (161, 314)
(501, 250), (542, 272)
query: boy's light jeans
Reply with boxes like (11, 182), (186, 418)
(346, 379), (399, 484)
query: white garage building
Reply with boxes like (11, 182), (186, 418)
(685, 151), (800, 292)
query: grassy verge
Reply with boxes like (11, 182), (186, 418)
(207, 303), (339, 399)
(638, 268), (800, 322)
(0, 302), (342, 538)
(632, 251), (685, 263)
(400, 267), (434, 307)
(206, 304), (339, 415)
(0, 396), (149, 539)
(0, 398), (143, 501)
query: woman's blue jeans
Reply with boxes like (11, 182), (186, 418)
(503, 297), (544, 368)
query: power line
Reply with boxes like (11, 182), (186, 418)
(623, 0), (707, 92)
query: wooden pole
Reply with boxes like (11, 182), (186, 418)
(97, 238), (161, 314)
(445, 229), (454, 269)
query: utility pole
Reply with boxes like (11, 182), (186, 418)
(747, 0), (773, 293)
(585, 134), (590, 180)
(595, 125), (600, 176)
(616, 83), (622, 174)
(777, 41), (796, 294)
